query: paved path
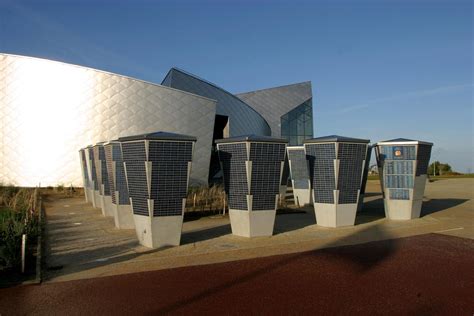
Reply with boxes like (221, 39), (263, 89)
(1, 233), (473, 315)
(40, 179), (473, 282)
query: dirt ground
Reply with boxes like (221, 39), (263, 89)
(0, 233), (473, 315)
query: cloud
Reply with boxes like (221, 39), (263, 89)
(337, 83), (474, 114)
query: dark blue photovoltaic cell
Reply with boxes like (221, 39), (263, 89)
(287, 148), (310, 190)
(249, 143), (286, 211)
(105, 143), (130, 205)
(88, 147), (99, 190)
(121, 141), (148, 216)
(416, 144), (432, 176)
(377, 144), (421, 200)
(218, 143), (248, 210)
(98, 146), (111, 196)
(306, 143), (335, 203)
(389, 189), (410, 200)
(80, 149), (89, 188)
(337, 143), (367, 204)
(113, 144), (130, 205)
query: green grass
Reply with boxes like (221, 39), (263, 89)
(0, 188), (39, 271)
(429, 174), (474, 179)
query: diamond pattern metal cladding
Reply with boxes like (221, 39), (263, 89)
(0, 54), (216, 186)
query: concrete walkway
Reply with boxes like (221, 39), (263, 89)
(43, 179), (473, 282)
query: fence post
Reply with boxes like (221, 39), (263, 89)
(21, 234), (26, 273)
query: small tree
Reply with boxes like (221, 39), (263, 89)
(428, 161), (453, 176)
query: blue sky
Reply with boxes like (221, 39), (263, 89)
(1, 0), (472, 172)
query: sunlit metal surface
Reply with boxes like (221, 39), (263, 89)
(0, 54), (216, 186)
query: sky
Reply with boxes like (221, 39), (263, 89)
(0, 0), (472, 172)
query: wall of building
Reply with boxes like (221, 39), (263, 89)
(162, 68), (271, 137)
(0, 54), (217, 186)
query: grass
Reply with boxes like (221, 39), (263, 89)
(0, 186), (39, 272)
(368, 174), (473, 181)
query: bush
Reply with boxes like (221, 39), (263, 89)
(186, 184), (226, 212)
(0, 188), (38, 271)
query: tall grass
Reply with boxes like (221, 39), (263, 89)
(186, 184), (226, 212)
(0, 186), (39, 270)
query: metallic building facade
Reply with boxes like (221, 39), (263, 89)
(162, 68), (271, 137)
(0, 54), (216, 186)
(237, 81), (313, 144)
(0, 54), (313, 187)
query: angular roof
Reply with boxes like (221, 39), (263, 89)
(304, 135), (370, 144)
(161, 68), (271, 136)
(236, 81), (312, 137)
(119, 131), (197, 142)
(215, 134), (287, 144)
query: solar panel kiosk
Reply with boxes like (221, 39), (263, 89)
(79, 148), (91, 203)
(216, 135), (287, 237)
(104, 141), (134, 229)
(287, 146), (311, 207)
(86, 145), (99, 208)
(375, 138), (433, 220)
(93, 142), (114, 217)
(304, 135), (370, 227)
(119, 132), (196, 249)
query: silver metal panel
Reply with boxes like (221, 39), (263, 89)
(162, 68), (271, 137)
(237, 82), (312, 137)
(0, 54), (216, 186)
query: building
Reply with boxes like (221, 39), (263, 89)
(0, 53), (313, 186)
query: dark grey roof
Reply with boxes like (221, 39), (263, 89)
(381, 138), (415, 142)
(119, 131), (197, 142)
(304, 135), (370, 144)
(377, 138), (433, 146)
(215, 134), (288, 144)
(104, 139), (120, 145)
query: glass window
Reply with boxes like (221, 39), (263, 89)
(280, 98), (313, 145)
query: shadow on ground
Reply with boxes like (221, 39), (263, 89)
(421, 198), (469, 216)
(155, 224), (397, 314)
(181, 224), (231, 245)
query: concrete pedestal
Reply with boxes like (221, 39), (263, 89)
(102, 195), (114, 217)
(133, 214), (183, 248)
(292, 186), (311, 207)
(229, 209), (276, 237)
(384, 175), (427, 220)
(113, 204), (134, 229)
(314, 203), (358, 228)
(93, 190), (101, 209)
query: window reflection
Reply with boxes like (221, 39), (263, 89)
(280, 99), (313, 145)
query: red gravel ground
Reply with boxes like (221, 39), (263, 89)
(1, 233), (473, 315)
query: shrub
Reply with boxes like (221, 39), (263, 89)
(186, 184), (226, 212)
(0, 188), (38, 271)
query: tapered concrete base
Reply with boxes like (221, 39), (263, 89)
(384, 199), (423, 220)
(133, 214), (183, 248)
(229, 209), (276, 237)
(383, 175), (427, 220)
(113, 204), (134, 229)
(314, 203), (358, 227)
(293, 188), (311, 207)
(85, 188), (94, 204)
(93, 190), (101, 209)
(102, 195), (114, 217)
(83, 187), (90, 203)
